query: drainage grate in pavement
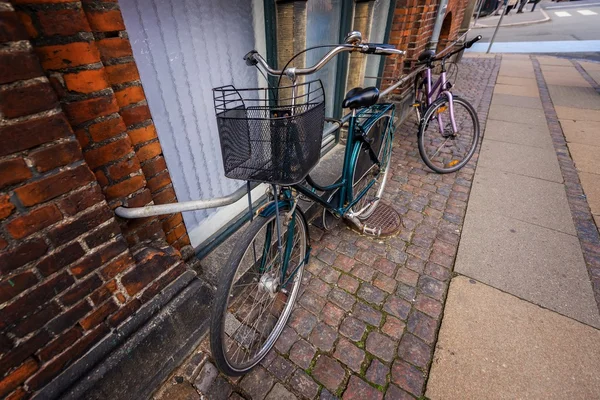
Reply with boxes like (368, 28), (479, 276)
(357, 202), (402, 237)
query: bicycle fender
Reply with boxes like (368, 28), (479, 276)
(258, 200), (291, 218)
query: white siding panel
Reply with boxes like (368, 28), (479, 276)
(120, 0), (261, 245)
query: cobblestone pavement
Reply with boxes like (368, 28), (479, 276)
(154, 55), (501, 400)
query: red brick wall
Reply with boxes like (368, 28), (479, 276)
(382, 0), (470, 94)
(382, 0), (439, 93)
(13, 0), (190, 249)
(0, 2), (190, 398)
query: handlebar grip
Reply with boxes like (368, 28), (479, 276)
(363, 43), (404, 55)
(465, 35), (483, 49)
(244, 50), (259, 66)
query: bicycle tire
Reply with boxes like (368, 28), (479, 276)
(418, 95), (479, 174)
(350, 112), (394, 220)
(210, 206), (308, 376)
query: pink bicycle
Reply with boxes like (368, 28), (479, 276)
(413, 35), (483, 173)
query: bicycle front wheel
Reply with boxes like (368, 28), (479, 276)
(418, 95), (479, 174)
(210, 206), (308, 376)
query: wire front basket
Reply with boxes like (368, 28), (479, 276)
(213, 80), (325, 186)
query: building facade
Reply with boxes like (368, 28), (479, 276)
(0, 0), (472, 398)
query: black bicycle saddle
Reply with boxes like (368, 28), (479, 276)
(342, 87), (379, 109)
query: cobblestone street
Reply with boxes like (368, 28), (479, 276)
(154, 55), (501, 400)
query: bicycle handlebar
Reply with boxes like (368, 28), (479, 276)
(245, 41), (404, 80)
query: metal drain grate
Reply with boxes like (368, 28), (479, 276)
(356, 202), (401, 237)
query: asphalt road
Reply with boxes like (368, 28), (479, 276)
(470, 0), (600, 59)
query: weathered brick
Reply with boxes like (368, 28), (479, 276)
(63, 95), (119, 126)
(288, 370), (319, 399)
(0, 11), (28, 43)
(29, 141), (83, 173)
(383, 296), (411, 320)
(0, 272), (73, 330)
(0, 271), (38, 304)
(106, 156), (141, 181)
(47, 205), (112, 247)
(15, 164), (95, 207)
(397, 333), (431, 369)
(391, 359), (424, 397)
(165, 223), (186, 243)
(88, 117), (126, 142)
(36, 42), (100, 70)
(382, 315), (405, 340)
(0, 82), (58, 119)
(365, 358), (389, 387)
(153, 187), (176, 204)
(0, 158), (31, 189)
(239, 367), (275, 400)
(86, 9), (125, 32)
(353, 302), (382, 326)
(89, 279), (117, 306)
(334, 338), (365, 373)
(16, 11), (37, 39)
(366, 331), (396, 362)
(0, 114), (72, 157)
(339, 316), (366, 342)
(97, 37), (133, 61)
(108, 298), (140, 327)
(309, 322), (337, 352)
(312, 356), (345, 392)
(84, 220), (120, 249)
(27, 324), (109, 390)
(0, 194), (15, 219)
(84, 137), (132, 169)
(47, 300), (91, 335)
(407, 310), (437, 344)
(6, 205), (62, 239)
(37, 8), (90, 36)
(139, 262), (184, 303)
(0, 238), (47, 275)
(141, 155), (166, 177)
(115, 85), (145, 108)
(320, 301), (345, 327)
(61, 274), (102, 306)
(0, 50), (43, 85)
(63, 68), (109, 94)
(0, 331), (49, 378)
(126, 188), (152, 207)
(99, 253), (134, 280)
(58, 185), (104, 216)
(343, 375), (383, 400)
(79, 299), (118, 330)
(105, 62), (139, 85)
(12, 301), (61, 338)
(121, 104), (151, 127)
(0, 358), (38, 398)
(105, 175), (145, 200)
(136, 141), (162, 162)
(38, 327), (82, 362)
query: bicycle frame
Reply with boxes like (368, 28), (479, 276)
(422, 66), (458, 134)
(292, 104), (395, 220)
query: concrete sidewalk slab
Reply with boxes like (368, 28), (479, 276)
(498, 66), (535, 79)
(579, 172), (600, 218)
(537, 56), (573, 66)
(494, 83), (539, 98)
(542, 71), (590, 87)
(547, 85), (600, 110)
(483, 119), (552, 148)
(454, 212), (600, 327)
(568, 143), (600, 175)
(427, 277), (600, 400)
(560, 120), (600, 147)
(488, 104), (546, 126)
(468, 166), (576, 235)
(580, 61), (600, 71)
(477, 140), (563, 183)
(496, 76), (538, 88)
(491, 93), (542, 110)
(556, 106), (600, 122)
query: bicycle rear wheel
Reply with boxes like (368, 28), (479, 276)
(418, 95), (479, 174)
(350, 114), (393, 220)
(210, 206), (308, 376)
